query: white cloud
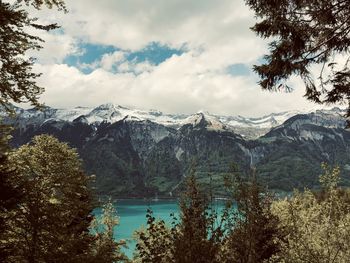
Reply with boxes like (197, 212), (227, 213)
(31, 0), (266, 59)
(35, 56), (320, 117)
(27, 0), (328, 116)
(60, 0), (252, 50)
(100, 51), (125, 71)
(26, 29), (80, 64)
(118, 60), (154, 74)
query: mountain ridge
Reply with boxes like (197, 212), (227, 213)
(4, 103), (347, 139)
(4, 103), (350, 198)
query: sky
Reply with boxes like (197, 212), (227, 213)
(26, 0), (329, 117)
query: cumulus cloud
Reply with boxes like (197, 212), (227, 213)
(30, 0), (266, 62)
(58, 0), (258, 50)
(27, 0), (327, 116)
(100, 51), (125, 71)
(25, 29), (81, 64)
(118, 60), (154, 74)
(35, 57), (320, 117)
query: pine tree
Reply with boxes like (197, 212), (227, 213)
(0, 0), (66, 110)
(245, 0), (350, 125)
(172, 167), (222, 263)
(221, 167), (281, 263)
(134, 165), (225, 263)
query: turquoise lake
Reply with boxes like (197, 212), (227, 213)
(94, 199), (226, 258)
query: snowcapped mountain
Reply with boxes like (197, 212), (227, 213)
(4, 103), (347, 139)
(181, 112), (229, 131)
(5, 103), (350, 198)
(219, 110), (302, 129)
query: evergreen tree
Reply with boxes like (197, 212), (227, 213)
(5, 135), (94, 263)
(221, 167), (281, 263)
(134, 165), (225, 263)
(172, 167), (223, 263)
(245, 0), (350, 125)
(0, 0), (65, 109)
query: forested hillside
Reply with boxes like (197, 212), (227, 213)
(6, 105), (350, 197)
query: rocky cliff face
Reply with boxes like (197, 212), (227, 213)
(254, 114), (350, 190)
(6, 104), (350, 197)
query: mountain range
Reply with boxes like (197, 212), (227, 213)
(4, 103), (350, 198)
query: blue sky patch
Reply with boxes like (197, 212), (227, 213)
(64, 41), (185, 74)
(226, 63), (252, 76)
(126, 42), (185, 65)
(63, 43), (118, 68)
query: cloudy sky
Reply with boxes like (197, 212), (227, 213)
(27, 0), (326, 117)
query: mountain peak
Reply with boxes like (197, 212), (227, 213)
(183, 112), (227, 131)
(5, 103), (347, 139)
(92, 103), (130, 111)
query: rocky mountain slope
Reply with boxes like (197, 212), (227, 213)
(7, 103), (343, 138)
(5, 104), (350, 198)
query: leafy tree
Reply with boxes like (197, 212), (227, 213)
(5, 135), (94, 263)
(245, 0), (350, 124)
(221, 167), (282, 263)
(270, 164), (350, 262)
(0, 0), (65, 110)
(0, 124), (22, 262)
(1, 1), (66, 258)
(90, 200), (128, 263)
(134, 209), (175, 263)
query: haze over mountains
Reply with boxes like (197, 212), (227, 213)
(4, 103), (350, 198)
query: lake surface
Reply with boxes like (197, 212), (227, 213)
(94, 199), (179, 258)
(94, 199), (226, 258)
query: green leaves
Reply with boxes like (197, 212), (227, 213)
(134, 209), (175, 263)
(90, 200), (128, 263)
(5, 135), (95, 263)
(0, 1), (64, 112)
(271, 165), (350, 262)
(319, 163), (340, 190)
(221, 169), (282, 263)
(246, 0), (350, 125)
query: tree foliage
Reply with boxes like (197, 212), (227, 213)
(134, 166), (225, 263)
(4, 135), (94, 263)
(90, 200), (128, 263)
(270, 164), (350, 262)
(134, 209), (175, 263)
(172, 170), (223, 263)
(133, 163), (350, 262)
(221, 166), (282, 263)
(0, 2), (135, 262)
(0, 0), (65, 110)
(0, 124), (22, 262)
(0, 1), (66, 259)
(246, 0), (350, 124)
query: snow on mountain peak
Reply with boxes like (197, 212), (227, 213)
(183, 112), (227, 131)
(5, 103), (347, 138)
(55, 107), (92, 122)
